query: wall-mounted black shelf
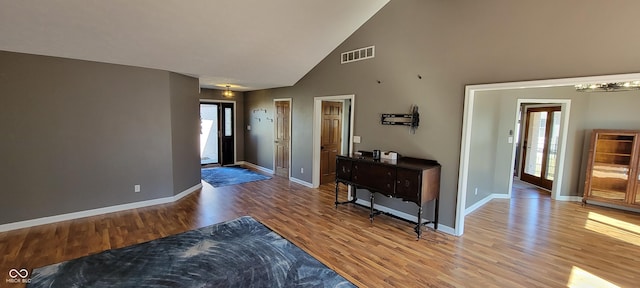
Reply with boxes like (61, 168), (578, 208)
(381, 105), (419, 134)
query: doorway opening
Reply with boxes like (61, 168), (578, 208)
(312, 95), (355, 188)
(457, 72), (640, 236)
(200, 101), (236, 166)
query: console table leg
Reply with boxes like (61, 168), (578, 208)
(415, 206), (423, 240)
(335, 182), (339, 208)
(369, 193), (375, 222)
(434, 198), (439, 230)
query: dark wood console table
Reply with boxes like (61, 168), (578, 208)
(334, 154), (441, 239)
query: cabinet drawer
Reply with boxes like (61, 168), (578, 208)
(395, 168), (421, 203)
(353, 161), (395, 195)
(336, 157), (353, 181)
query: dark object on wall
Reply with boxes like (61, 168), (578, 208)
(381, 105), (419, 134)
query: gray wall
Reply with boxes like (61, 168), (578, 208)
(243, 90), (277, 169)
(169, 73), (201, 195)
(244, 0), (640, 228)
(198, 88), (246, 162)
(0, 51), (201, 224)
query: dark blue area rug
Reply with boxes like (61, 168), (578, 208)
(201, 167), (271, 187)
(28, 216), (355, 288)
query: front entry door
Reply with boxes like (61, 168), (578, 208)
(274, 100), (290, 177)
(520, 106), (561, 190)
(220, 102), (235, 166)
(320, 101), (343, 184)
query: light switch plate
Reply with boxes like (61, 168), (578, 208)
(353, 136), (361, 143)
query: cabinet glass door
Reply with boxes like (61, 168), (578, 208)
(635, 159), (640, 205)
(589, 133), (635, 202)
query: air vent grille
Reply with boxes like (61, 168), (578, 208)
(341, 46), (375, 64)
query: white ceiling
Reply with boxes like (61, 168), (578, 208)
(0, 0), (389, 91)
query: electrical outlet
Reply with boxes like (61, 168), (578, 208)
(300, 168), (304, 174)
(474, 187), (478, 195)
(135, 185), (141, 193)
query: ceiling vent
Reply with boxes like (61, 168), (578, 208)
(341, 46), (375, 64)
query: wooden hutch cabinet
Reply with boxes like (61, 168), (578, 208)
(583, 129), (640, 208)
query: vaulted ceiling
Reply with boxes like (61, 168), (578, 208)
(0, 0), (389, 91)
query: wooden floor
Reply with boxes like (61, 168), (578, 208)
(2, 172), (640, 287)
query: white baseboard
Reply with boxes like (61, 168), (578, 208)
(237, 161), (274, 174)
(0, 183), (202, 233)
(465, 193), (510, 216)
(355, 199), (455, 236)
(238, 161), (313, 187)
(289, 177), (313, 188)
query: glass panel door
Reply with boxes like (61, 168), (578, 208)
(520, 106), (561, 190)
(200, 103), (219, 165)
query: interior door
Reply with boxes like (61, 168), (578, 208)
(220, 102), (235, 166)
(274, 100), (290, 177)
(320, 101), (343, 184)
(520, 106), (561, 190)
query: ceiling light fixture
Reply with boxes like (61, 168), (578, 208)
(222, 85), (233, 97)
(575, 81), (640, 92)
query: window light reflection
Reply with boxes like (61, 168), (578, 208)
(567, 266), (619, 288)
(584, 212), (640, 246)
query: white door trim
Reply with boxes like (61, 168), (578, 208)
(456, 72), (640, 236)
(312, 94), (355, 188)
(273, 98), (292, 178)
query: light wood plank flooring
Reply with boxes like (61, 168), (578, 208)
(1, 172), (639, 287)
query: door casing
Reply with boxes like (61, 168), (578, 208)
(312, 95), (355, 188)
(200, 99), (237, 166)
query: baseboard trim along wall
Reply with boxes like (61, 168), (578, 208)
(237, 161), (314, 188)
(0, 183), (203, 233)
(465, 193), (583, 217)
(355, 199), (455, 236)
(237, 161), (274, 174)
(464, 193), (510, 216)
(289, 177), (313, 188)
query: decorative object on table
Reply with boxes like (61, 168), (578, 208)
(372, 149), (381, 160)
(381, 151), (399, 160)
(380, 105), (419, 134)
(201, 166), (271, 187)
(28, 216), (354, 288)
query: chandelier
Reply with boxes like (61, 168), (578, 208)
(222, 85), (233, 97)
(575, 81), (640, 92)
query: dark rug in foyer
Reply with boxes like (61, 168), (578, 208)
(201, 166), (271, 187)
(28, 216), (354, 288)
